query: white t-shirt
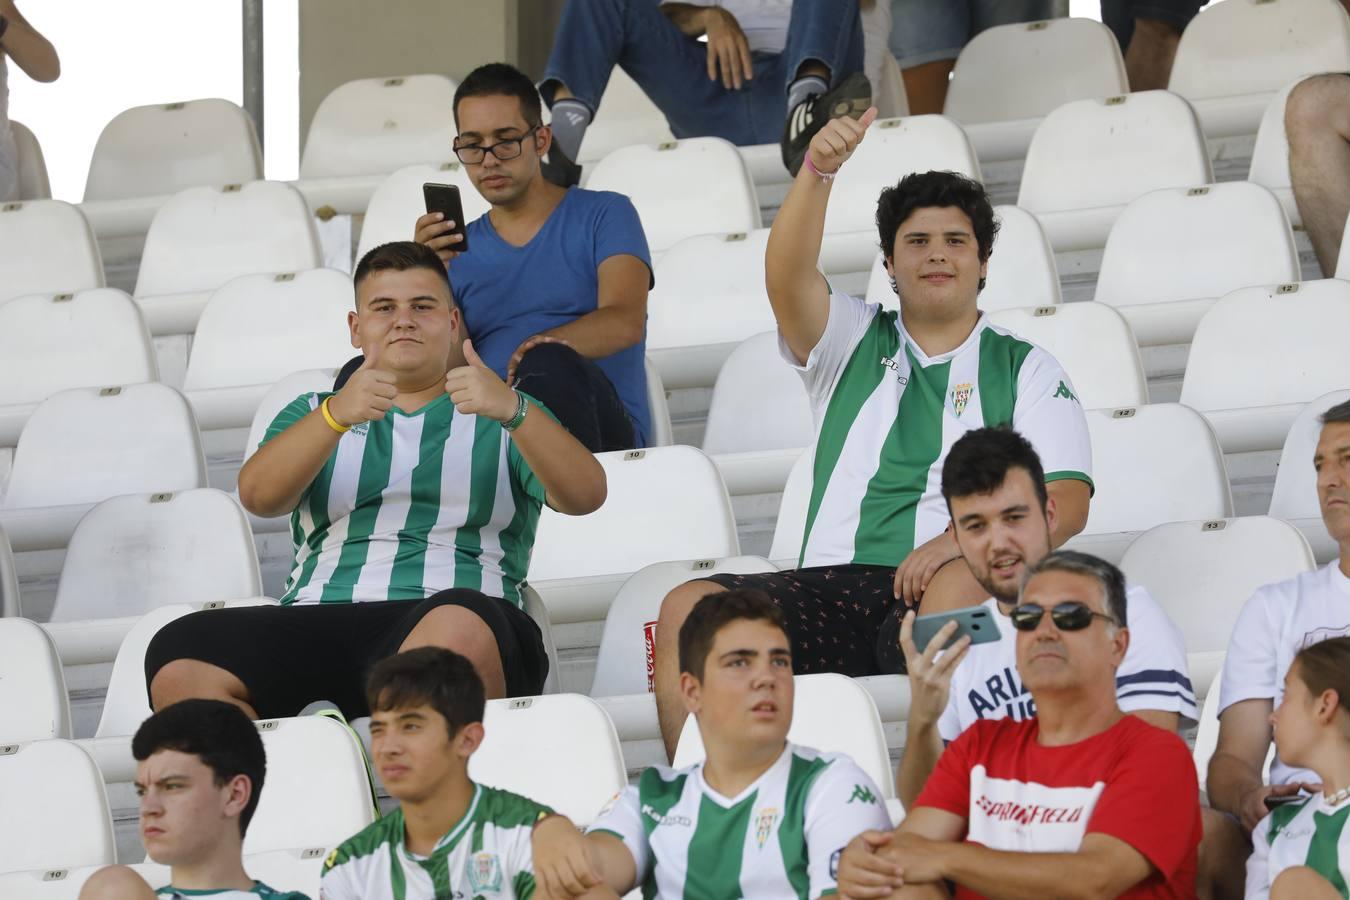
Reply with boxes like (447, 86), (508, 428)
(937, 587), (1197, 742)
(1219, 561), (1350, 786)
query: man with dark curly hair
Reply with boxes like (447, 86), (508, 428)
(649, 106), (1094, 760)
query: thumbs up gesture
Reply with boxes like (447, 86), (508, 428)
(446, 339), (517, 422)
(328, 351), (398, 427)
(807, 105), (878, 176)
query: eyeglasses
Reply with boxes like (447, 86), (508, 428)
(453, 126), (540, 165)
(1008, 601), (1117, 632)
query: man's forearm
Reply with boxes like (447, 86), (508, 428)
(237, 410), (341, 518)
(543, 306), (645, 360)
(933, 843), (1137, 900)
(897, 721), (944, 811)
(765, 168), (833, 361)
(1207, 752), (1266, 816)
(659, 2), (711, 35)
(511, 399), (606, 515)
(0, 7), (60, 82)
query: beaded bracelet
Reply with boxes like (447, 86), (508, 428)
(804, 153), (837, 182)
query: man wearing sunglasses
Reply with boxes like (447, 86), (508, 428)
(883, 427), (1193, 811)
(836, 551), (1202, 899)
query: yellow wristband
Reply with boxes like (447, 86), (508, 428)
(321, 396), (351, 434)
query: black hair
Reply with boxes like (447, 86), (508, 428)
(453, 62), (544, 131)
(352, 240), (452, 297)
(1021, 549), (1129, 629)
(876, 171), (999, 291)
(941, 426), (1048, 513)
(1321, 398), (1350, 425)
(366, 646), (485, 737)
(678, 588), (789, 680)
(132, 699), (266, 837)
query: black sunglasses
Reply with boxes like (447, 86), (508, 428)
(1009, 601), (1117, 632)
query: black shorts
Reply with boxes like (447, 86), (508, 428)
(700, 565), (908, 677)
(143, 589), (549, 720)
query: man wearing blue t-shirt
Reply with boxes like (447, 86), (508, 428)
(335, 62), (653, 452)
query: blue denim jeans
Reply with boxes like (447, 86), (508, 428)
(888, 0), (1059, 68)
(1099, 0), (1205, 52)
(541, 0), (864, 146)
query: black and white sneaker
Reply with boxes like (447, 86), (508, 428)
(541, 143), (583, 188)
(781, 71), (873, 176)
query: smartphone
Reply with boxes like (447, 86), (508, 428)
(422, 182), (468, 253)
(912, 607), (1001, 653)
(1264, 793), (1306, 811)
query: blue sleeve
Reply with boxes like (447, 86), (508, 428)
(592, 192), (654, 287)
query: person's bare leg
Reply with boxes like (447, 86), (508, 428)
(654, 579), (727, 760)
(399, 605), (507, 699)
(1271, 865), (1344, 900)
(1123, 17), (1181, 92)
(1197, 806), (1250, 900)
(79, 865), (157, 900)
(1287, 74), (1350, 276)
(149, 660), (258, 718)
(914, 559), (989, 616)
(900, 59), (955, 115)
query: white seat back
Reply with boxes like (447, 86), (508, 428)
(11, 121), (51, 200)
(357, 161), (490, 261)
(0, 618), (71, 742)
(945, 18), (1127, 124)
(244, 369), (340, 463)
(770, 448), (816, 563)
(647, 228), (774, 354)
(986, 304), (1147, 409)
(183, 270), (356, 392)
(1248, 77), (1312, 225)
(587, 137), (761, 254)
(83, 99), (262, 202)
(51, 490), (262, 622)
(0, 741), (114, 874)
(703, 332), (813, 456)
(470, 694), (627, 826)
(243, 848), (328, 899)
(3, 384), (206, 510)
(674, 673), (896, 800)
(644, 356), (673, 447)
(300, 74), (458, 180)
(0, 524), (17, 617)
(0, 289), (157, 408)
(1270, 389), (1350, 521)
(0, 200), (104, 304)
(577, 67), (675, 165)
(591, 556), (778, 697)
(529, 447), (739, 582)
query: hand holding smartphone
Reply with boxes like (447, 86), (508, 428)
(422, 182), (468, 254)
(912, 606), (1001, 654)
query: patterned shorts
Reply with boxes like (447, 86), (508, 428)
(700, 565), (907, 676)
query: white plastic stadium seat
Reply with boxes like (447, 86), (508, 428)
(470, 694), (627, 826)
(50, 490), (262, 622)
(1018, 91), (1212, 253)
(576, 67), (675, 167)
(244, 369), (341, 466)
(0, 200), (104, 305)
(183, 270), (356, 431)
(1120, 516), (1315, 700)
(356, 161), (490, 261)
(591, 556), (778, 697)
(820, 115), (982, 272)
(1072, 404), (1233, 562)
(134, 182), (323, 335)
(244, 716), (378, 855)
(1181, 279), (1350, 453)
(0, 740), (114, 875)
(646, 228), (776, 390)
(1338, 211), (1350, 278)
(96, 599), (277, 739)
(770, 448), (816, 565)
(300, 74), (458, 180)
(985, 303), (1148, 409)
(587, 137), (761, 254)
(11, 120), (51, 200)
(0, 289), (157, 446)
(529, 447), (740, 626)
(644, 356), (674, 448)
(243, 848), (328, 899)
(674, 673), (897, 803)
(83, 99), (262, 203)
(1093, 182), (1299, 347)
(1168, 0), (1350, 140)
(0, 618), (71, 742)
(0, 524), (17, 617)
(1248, 77), (1314, 226)
(522, 586), (562, 696)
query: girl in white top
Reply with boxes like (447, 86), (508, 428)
(1247, 636), (1350, 900)
(0, 1), (60, 201)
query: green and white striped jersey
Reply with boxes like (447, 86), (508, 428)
(155, 882), (307, 899)
(788, 289), (1093, 568)
(262, 393), (546, 607)
(1248, 792), (1350, 899)
(320, 783), (551, 900)
(588, 742), (891, 899)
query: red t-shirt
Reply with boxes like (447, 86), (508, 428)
(914, 714), (1200, 899)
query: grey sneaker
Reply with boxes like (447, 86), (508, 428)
(781, 71), (873, 176)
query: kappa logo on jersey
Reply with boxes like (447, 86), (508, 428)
(754, 807), (780, 849)
(1052, 380), (1078, 403)
(641, 803), (692, 827)
(465, 851), (503, 894)
(848, 784), (877, 805)
(878, 356), (909, 385)
(951, 383), (973, 418)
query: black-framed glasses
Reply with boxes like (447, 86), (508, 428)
(453, 126), (541, 164)
(1009, 601), (1117, 632)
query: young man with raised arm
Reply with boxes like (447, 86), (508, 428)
(837, 551), (1201, 899)
(79, 700), (307, 900)
(322, 647), (552, 899)
(889, 426), (1194, 810)
(531, 588), (892, 899)
(649, 104), (1093, 759)
(145, 241), (605, 721)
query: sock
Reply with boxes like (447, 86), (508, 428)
(787, 75), (828, 112)
(549, 98), (592, 161)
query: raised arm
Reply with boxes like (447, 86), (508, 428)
(765, 106), (877, 364)
(0, 2), (60, 82)
(895, 614), (969, 810)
